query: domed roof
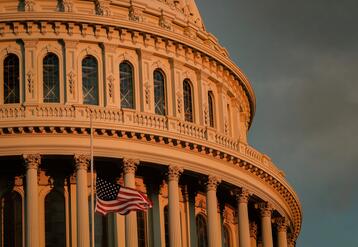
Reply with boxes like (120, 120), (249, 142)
(127, 0), (204, 29)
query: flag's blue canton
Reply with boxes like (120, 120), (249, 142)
(96, 177), (120, 201)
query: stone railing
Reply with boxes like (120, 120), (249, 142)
(0, 104), (281, 177)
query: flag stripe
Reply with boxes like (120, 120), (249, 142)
(95, 177), (152, 216)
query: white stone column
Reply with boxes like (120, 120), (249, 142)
(277, 217), (288, 247)
(260, 203), (273, 247)
(237, 188), (251, 247)
(250, 222), (258, 247)
(123, 158), (140, 247)
(23, 154), (41, 247)
(167, 165), (183, 247)
(206, 175), (221, 247)
(74, 154), (90, 247)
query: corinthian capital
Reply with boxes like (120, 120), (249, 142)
(249, 222), (258, 239)
(23, 154), (41, 170)
(276, 217), (289, 232)
(123, 158), (140, 174)
(206, 175), (221, 191)
(74, 154), (90, 171)
(259, 202), (273, 218)
(236, 188), (250, 204)
(167, 165), (183, 181)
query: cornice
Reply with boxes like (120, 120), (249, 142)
(0, 14), (255, 127)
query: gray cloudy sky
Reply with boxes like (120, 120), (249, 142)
(196, 0), (358, 246)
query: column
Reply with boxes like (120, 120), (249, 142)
(260, 203), (273, 247)
(206, 175), (221, 247)
(249, 222), (258, 247)
(237, 188), (251, 247)
(23, 154), (41, 247)
(277, 217), (288, 247)
(123, 158), (140, 247)
(74, 154), (90, 247)
(167, 165), (183, 247)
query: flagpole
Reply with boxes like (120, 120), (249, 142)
(90, 111), (95, 247)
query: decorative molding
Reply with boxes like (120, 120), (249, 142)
(206, 175), (221, 191)
(167, 165), (183, 181)
(259, 202), (273, 218)
(236, 188), (250, 204)
(249, 222), (258, 239)
(128, 2), (143, 22)
(123, 158), (139, 174)
(67, 71), (76, 95)
(74, 154), (90, 171)
(24, 0), (35, 12)
(276, 217), (289, 232)
(159, 10), (172, 30)
(26, 71), (34, 94)
(23, 154), (41, 170)
(95, 0), (111, 16)
(107, 74), (115, 99)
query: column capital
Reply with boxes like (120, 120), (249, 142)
(258, 202), (273, 217)
(123, 158), (140, 175)
(167, 165), (183, 181)
(23, 154), (41, 169)
(74, 154), (90, 171)
(276, 217), (289, 232)
(206, 175), (221, 191)
(236, 188), (250, 204)
(249, 222), (258, 239)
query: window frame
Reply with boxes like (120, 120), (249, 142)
(153, 69), (167, 116)
(183, 79), (194, 122)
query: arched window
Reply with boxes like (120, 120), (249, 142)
(223, 225), (231, 247)
(3, 54), (20, 104)
(164, 205), (169, 247)
(82, 55), (98, 105)
(120, 61), (135, 109)
(154, 69), (166, 115)
(43, 53), (60, 102)
(196, 214), (208, 247)
(183, 79), (194, 122)
(1, 191), (22, 247)
(137, 211), (148, 247)
(45, 189), (66, 247)
(208, 91), (215, 128)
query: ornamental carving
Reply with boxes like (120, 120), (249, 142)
(259, 202), (273, 218)
(24, 0), (35, 12)
(123, 158), (139, 174)
(167, 165), (183, 181)
(26, 71), (34, 94)
(249, 222), (258, 239)
(159, 10), (172, 30)
(203, 105), (209, 125)
(144, 82), (151, 105)
(23, 154), (41, 170)
(95, 0), (111, 16)
(276, 217), (289, 232)
(59, 0), (73, 12)
(107, 74), (115, 99)
(128, 2), (143, 22)
(176, 91), (183, 114)
(223, 208), (234, 224)
(74, 154), (90, 171)
(67, 71), (76, 95)
(206, 175), (221, 191)
(236, 188), (250, 204)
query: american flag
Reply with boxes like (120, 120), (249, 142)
(95, 177), (152, 216)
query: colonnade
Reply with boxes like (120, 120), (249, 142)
(22, 153), (290, 247)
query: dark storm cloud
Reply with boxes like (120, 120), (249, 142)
(197, 0), (358, 246)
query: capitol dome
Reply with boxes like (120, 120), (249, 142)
(0, 0), (302, 247)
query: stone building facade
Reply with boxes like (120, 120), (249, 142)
(0, 0), (302, 247)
